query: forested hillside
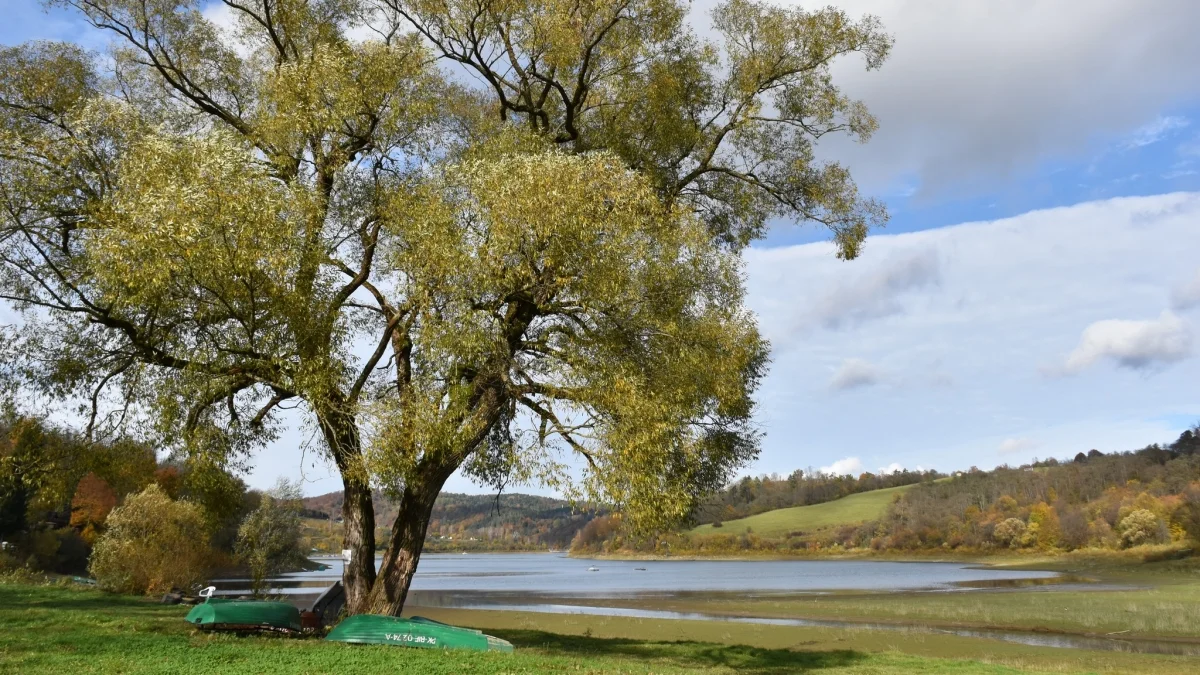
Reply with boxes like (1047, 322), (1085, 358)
(302, 491), (597, 552)
(572, 426), (1200, 557)
(869, 432), (1200, 552)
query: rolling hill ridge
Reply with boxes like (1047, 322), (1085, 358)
(689, 484), (916, 538)
(301, 490), (599, 552)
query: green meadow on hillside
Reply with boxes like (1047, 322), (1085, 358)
(690, 484), (914, 537)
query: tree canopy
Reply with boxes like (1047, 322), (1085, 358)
(0, 0), (890, 614)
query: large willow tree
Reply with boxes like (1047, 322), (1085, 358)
(0, 0), (890, 614)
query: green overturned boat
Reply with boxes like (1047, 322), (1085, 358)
(185, 591), (302, 634)
(326, 614), (514, 652)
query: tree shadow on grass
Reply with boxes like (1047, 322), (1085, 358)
(488, 628), (867, 674)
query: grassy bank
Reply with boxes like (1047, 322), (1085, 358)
(690, 485), (914, 537)
(2, 578), (1198, 674)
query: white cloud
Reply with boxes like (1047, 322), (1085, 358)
(800, 250), (940, 332)
(819, 457), (865, 476)
(1172, 269), (1200, 311)
(744, 192), (1200, 481)
(829, 358), (883, 391)
(878, 463), (904, 475)
(201, 2), (238, 36)
(998, 438), (1037, 456)
(1059, 311), (1192, 374)
(688, 1), (1200, 197)
(1123, 115), (1190, 149)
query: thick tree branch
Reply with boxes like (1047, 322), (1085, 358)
(516, 394), (599, 471)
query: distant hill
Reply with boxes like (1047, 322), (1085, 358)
(572, 426), (1200, 557)
(301, 490), (598, 552)
(689, 484), (917, 538)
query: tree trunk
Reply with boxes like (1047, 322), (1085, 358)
(324, 388), (500, 616)
(315, 406), (377, 615)
(362, 470), (451, 616)
(340, 474), (377, 614)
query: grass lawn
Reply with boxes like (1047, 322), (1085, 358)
(690, 485), (914, 537)
(2, 579), (1197, 674)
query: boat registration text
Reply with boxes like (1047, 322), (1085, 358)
(385, 633), (437, 645)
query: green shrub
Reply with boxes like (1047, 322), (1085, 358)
(992, 518), (1027, 548)
(1118, 509), (1165, 548)
(235, 479), (306, 596)
(89, 484), (211, 595)
(23, 528), (61, 570)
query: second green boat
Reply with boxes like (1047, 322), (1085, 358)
(184, 597), (302, 634)
(326, 614), (514, 652)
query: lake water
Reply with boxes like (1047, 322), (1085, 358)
(212, 552), (1060, 597)
(210, 553), (1200, 656)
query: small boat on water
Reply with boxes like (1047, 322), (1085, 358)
(184, 587), (302, 634)
(587, 566), (600, 572)
(634, 567), (647, 571)
(326, 614), (513, 652)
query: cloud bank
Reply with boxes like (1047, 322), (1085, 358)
(998, 438), (1038, 456)
(829, 358), (884, 391)
(691, 0), (1200, 197)
(1172, 270), (1200, 310)
(744, 192), (1200, 480)
(1059, 311), (1192, 374)
(803, 251), (940, 332)
(819, 457), (865, 477)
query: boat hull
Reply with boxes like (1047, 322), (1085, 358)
(184, 599), (302, 633)
(326, 614), (514, 652)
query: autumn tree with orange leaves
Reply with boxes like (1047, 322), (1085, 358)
(69, 472), (117, 543)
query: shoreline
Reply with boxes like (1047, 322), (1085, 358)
(567, 545), (1196, 569)
(403, 602), (1200, 653)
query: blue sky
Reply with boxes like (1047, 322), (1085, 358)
(5, 1), (1200, 495)
(763, 115), (1200, 247)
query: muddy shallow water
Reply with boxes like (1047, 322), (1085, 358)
(210, 553), (1198, 656)
(405, 591), (1200, 656)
